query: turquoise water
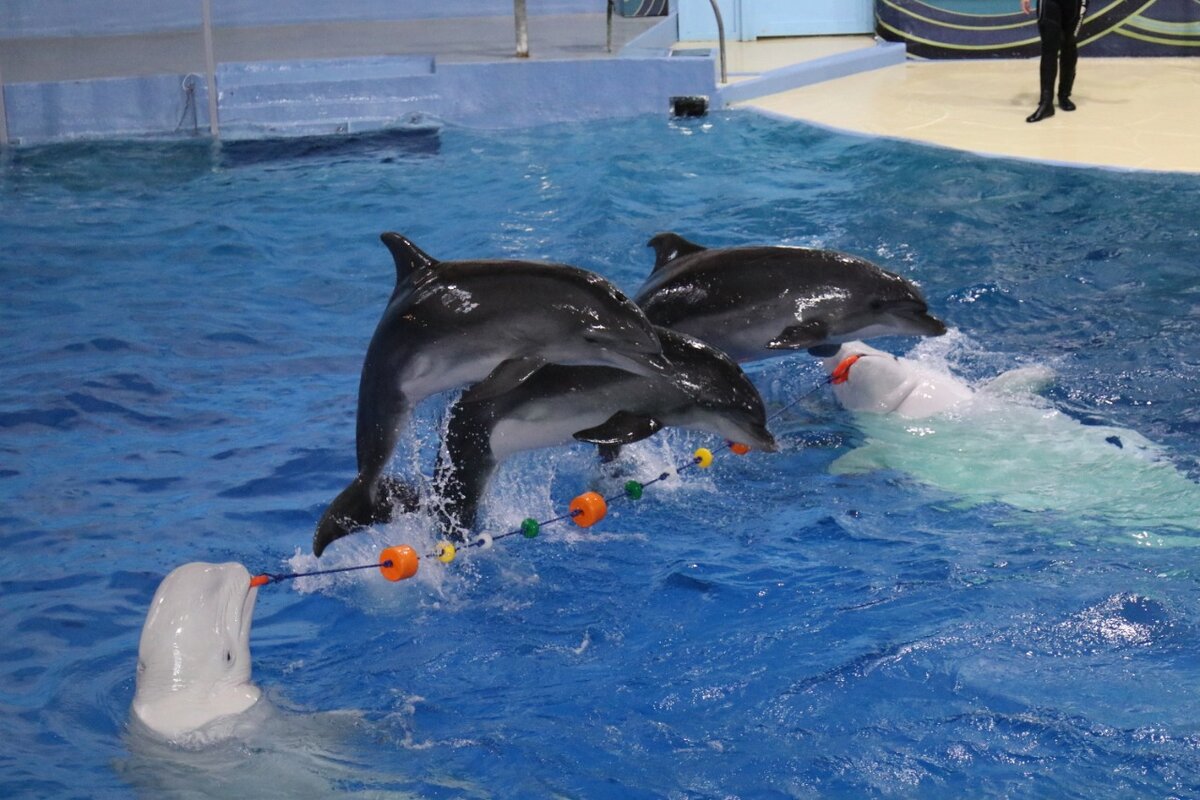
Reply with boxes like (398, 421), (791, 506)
(1, 114), (1199, 798)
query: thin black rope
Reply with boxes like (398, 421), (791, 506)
(255, 372), (835, 584)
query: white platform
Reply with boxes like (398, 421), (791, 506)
(725, 38), (1200, 174)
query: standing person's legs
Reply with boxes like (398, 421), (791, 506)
(1058, 1), (1080, 110)
(1028, 0), (1063, 122)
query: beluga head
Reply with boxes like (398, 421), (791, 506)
(131, 562), (261, 743)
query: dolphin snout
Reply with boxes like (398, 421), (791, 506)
(744, 424), (779, 453)
(917, 314), (948, 336)
(721, 417), (777, 453)
(892, 303), (947, 337)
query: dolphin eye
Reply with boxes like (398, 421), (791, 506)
(225, 651), (233, 663)
(869, 299), (884, 311)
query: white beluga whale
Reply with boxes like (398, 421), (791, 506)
(132, 562), (260, 744)
(633, 233), (947, 362)
(812, 340), (982, 417)
(124, 562), (426, 796)
(814, 341), (1200, 539)
(314, 232), (672, 556)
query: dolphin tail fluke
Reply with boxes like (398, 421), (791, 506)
(647, 232), (706, 272)
(312, 474), (419, 557)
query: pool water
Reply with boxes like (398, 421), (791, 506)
(1, 113), (1198, 798)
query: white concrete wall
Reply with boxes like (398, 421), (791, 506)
(678, 0), (875, 41)
(1, 1), (607, 39)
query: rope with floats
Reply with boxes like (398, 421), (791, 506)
(250, 367), (849, 589)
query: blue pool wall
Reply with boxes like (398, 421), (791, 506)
(2, 52), (715, 143)
(1, 1), (715, 144)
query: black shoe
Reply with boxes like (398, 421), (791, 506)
(1026, 98), (1055, 123)
(1059, 96), (1076, 111)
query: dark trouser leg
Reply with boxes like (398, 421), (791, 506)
(1059, 8), (1079, 109)
(1027, 7), (1061, 123)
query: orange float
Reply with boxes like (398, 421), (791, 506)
(569, 491), (608, 528)
(379, 545), (420, 581)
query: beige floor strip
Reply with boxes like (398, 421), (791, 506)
(740, 52), (1200, 173)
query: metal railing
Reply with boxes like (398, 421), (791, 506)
(514, 0), (530, 58)
(200, 0), (219, 137)
(605, 0), (726, 84)
(0, 60), (8, 145)
(707, 0), (728, 84)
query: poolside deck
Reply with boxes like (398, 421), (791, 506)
(711, 36), (1200, 174)
(2, 11), (1197, 173)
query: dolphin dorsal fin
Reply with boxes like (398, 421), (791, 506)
(380, 232), (439, 286)
(647, 232), (706, 272)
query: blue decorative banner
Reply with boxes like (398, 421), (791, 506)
(617, 0), (669, 17)
(876, 0), (1200, 57)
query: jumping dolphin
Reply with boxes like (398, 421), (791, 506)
(814, 341), (1200, 536)
(432, 326), (779, 534)
(634, 233), (947, 362)
(132, 562), (260, 744)
(313, 233), (670, 556)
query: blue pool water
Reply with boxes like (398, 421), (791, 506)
(1, 114), (1198, 798)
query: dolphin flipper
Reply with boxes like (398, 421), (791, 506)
(767, 320), (829, 350)
(573, 410), (663, 445)
(459, 357), (549, 405)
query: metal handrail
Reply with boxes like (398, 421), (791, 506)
(607, 0), (614, 53)
(0, 59), (8, 145)
(514, 0), (530, 58)
(707, 0), (728, 84)
(201, 0), (219, 137)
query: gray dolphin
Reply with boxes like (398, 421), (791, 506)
(313, 233), (669, 556)
(634, 233), (947, 362)
(432, 326), (778, 535)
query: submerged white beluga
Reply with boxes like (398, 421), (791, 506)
(814, 340), (1200, 539)
(131, 562), (261, 743)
